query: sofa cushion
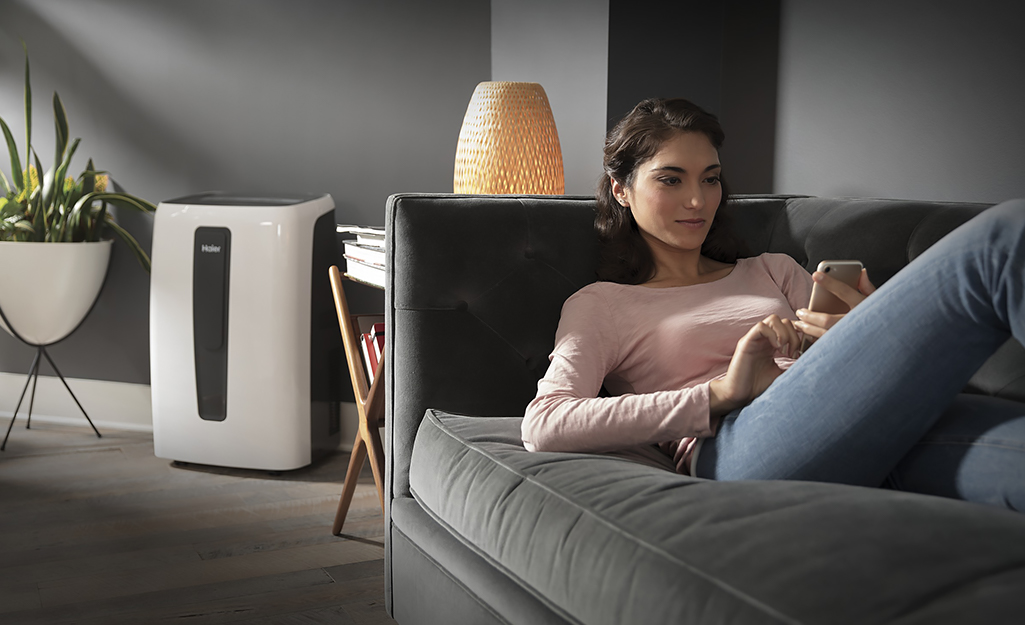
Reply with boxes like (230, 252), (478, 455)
(409, 409), (1025, 624)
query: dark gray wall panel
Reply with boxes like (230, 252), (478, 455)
(605, 0), (781, 195)
(606, 0), (725, 128)
(719, 0), (781, 194)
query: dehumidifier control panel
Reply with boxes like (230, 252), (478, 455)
(193, 227), (231, 421)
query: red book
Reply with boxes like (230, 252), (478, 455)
(361, 332), (379, 383)
(370, 323), (385, 361)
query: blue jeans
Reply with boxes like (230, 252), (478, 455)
(694, 199), (1025, 512)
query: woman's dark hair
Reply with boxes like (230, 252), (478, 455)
(596, 97), (742, 284)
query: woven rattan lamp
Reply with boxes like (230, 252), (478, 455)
(454, 81), (564, 195)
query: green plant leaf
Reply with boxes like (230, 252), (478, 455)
(53, 92), (68, 169)
(0, 214), (33, 240)
(91, 201), (107, 240)
(63, 202), (79, 241)
(44, 94), (71, 212)
(63, 196), (83, 242)
(52, 137), (80, 232)
(103, 193), (158, 214)
(0, 197), (24, 219)
(32, 151), (46, 241)
(43, 94), (69, 210)
(1, 213), (32, 240)
(65, 185), (83, 222)
(81, 158), (96, 196)
(41, 165), (55, 210)
(23, 42), (31, 179)
(0, 166), (10, 195)
(0, 116), (24, 191)
(103, 212), (150, 273)
(66, 196), (83, 241)
(69, 191), (156, 243)
(73, 190), (156, 248)
(77, 167), (109, 180)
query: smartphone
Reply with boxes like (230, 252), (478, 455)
(799, 260), (863, 354)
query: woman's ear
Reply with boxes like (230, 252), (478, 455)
(610, 177), (630, 208)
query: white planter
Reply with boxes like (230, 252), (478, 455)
(0, 240), (113, 345)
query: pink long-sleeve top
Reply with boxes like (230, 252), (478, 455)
(522, 253), (814, 474)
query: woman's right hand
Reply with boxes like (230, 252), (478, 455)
(708, 314), (801, 418)
(795, 268), (876, 344)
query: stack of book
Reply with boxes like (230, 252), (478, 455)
(337, 225), (385, 288)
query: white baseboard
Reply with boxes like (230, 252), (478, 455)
(0, 373), (154, 432)
(0, 373), (361, 450)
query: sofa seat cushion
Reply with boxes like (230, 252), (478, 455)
(409, 409), (1025, 625)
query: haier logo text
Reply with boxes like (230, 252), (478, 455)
(201, 244), (221, 253)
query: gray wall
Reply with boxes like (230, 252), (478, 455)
(0, 0), (490, 384)
(491, 0), (609, 195)
(11, 0), (1020, 387)
(775, 0), (1025, 202)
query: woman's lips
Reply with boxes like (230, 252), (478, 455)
(676, 219), (706, 228)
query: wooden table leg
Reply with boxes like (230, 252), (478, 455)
(333, 430), (368, 536)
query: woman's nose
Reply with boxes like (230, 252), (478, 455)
(683, 184), (704, 209)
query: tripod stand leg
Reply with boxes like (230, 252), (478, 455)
(2, 351), (41, 451)
(26, 348), (41, 430)
(41, 348), (101, 439)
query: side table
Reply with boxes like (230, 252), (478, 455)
(328, 265), (385, 535)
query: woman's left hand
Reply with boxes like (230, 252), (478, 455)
(794, 268), (876, 342)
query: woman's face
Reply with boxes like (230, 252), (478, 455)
(612, 131), (722, 255)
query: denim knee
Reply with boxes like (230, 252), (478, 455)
(883, 394), (1025, 512)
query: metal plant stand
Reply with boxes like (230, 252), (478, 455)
(0, 266), (109, 451)
(2, 346), (101, 450)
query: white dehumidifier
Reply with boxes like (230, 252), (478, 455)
(150, 192), (344, 471)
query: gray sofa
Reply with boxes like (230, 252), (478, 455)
(383, 193), (1025, 624)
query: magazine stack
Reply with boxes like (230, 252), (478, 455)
(337, 224), (385, 288)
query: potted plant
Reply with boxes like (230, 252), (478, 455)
(0, 46), (156, 345)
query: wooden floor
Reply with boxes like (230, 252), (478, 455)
(0, 420), (395, 624)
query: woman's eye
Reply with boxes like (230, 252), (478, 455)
(704, 176), (721, 185)
(659, 177), (680, 185)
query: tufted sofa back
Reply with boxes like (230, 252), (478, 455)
(384, 193), (1025, 503)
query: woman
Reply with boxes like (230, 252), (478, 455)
(522, 97), (1025, 511)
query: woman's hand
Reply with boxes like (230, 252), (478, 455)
(709, 314), (801, 418)
(794, 268), (876, 344)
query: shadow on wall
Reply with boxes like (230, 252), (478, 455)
(0, 0), (491, 385)
(0, 0), (218, 192)
(0, 2), (173, 384)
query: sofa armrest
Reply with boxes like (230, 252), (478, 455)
(385, 193), (599, 504)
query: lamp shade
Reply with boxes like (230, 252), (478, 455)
(454, 81), (564, 195)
